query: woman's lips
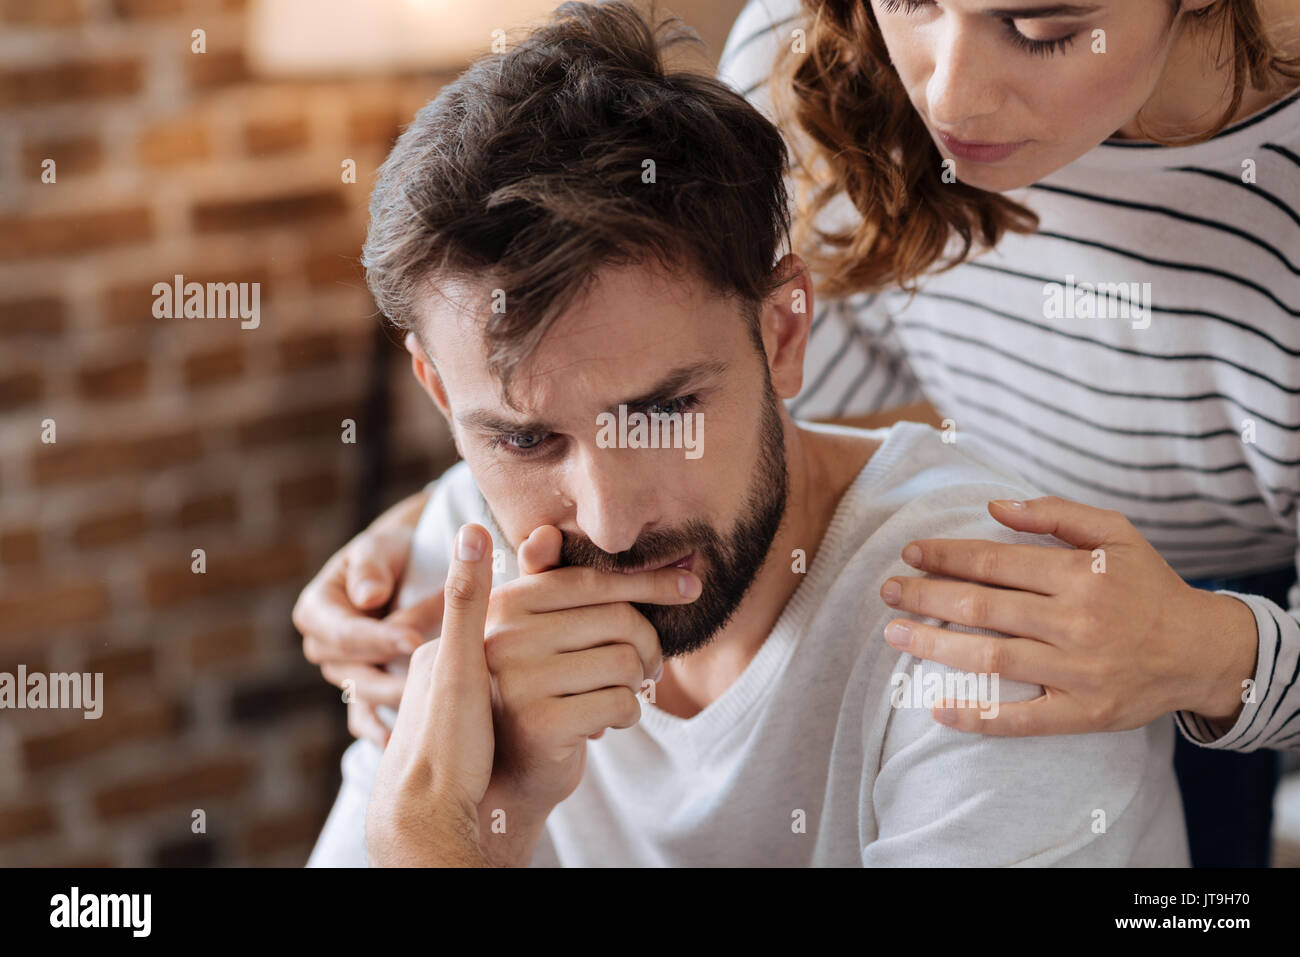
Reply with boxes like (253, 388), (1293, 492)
(936, 130), (1028, 163)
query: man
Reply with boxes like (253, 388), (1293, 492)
(307, 0), (1188, 866)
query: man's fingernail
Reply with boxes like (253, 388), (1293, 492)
(901, 545), (922, 567)
(652, 661), (664, 682)
(357, 581), (382, 603)
(882, 580), (902, 605)
(395, 633), (421, 653)
(678, 572), (700, 598)
(884, 621), (912, 650)
(457, 525), (486, 561)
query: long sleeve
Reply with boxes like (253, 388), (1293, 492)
(1173, 571), (1300, 752)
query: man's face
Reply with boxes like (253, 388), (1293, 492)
(414, 260), (793, 657)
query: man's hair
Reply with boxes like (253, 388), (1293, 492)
(362, 0), (793, 402)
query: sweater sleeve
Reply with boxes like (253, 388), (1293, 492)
(861, 503), (1187, 866)
(1173, 573), (1300, 752)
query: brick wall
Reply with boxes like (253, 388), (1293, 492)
(0, 0), (740, 866)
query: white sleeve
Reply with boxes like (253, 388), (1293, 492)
(1173, 573), (1300, 753)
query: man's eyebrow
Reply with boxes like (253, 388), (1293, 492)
(456, 359), (729, 435)
(984, 4), (1100, 17)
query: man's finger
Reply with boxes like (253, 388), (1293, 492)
(510, 564), (701, 613)
(518, 525), (562, 575)
(345, 546), (398, 610)
(438, 524), (494, 679)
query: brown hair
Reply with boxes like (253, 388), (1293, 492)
(772, 0), (1300, 299)
(363, 0), (792, 402)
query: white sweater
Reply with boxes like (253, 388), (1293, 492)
(717, 0), (1300, 753)
(307, 422), (1188, 867)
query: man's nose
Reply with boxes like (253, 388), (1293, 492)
(564, 446), (662, 556)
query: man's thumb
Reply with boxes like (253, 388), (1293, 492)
(439, 524), (493, 671)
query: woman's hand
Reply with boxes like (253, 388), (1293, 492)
(366, 524), (497, 867)
(292, 489), (432, 746)
(879, 496), (1259, 736)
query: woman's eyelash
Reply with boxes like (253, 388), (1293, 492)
(876, 0), (1079, 57)
(488, 394), (702, 459)
(1006, 27), (1077, 57)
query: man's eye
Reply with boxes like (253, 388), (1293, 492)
(489, 432), (550, 457)
(648, 396), (695, 417)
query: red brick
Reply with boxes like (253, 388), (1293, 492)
(76, 357), (148, 399)
(31, 427), (203, 485)
(85, 645), (155, 683)
(278, 330), (341, 370)
(176, 490), (238, 528)
(93, 757), (254, 820)
(143, 541), (308, 608)
(192, 190), (347, 233)
(0, 802), (56, 843)
(23, 696), (181, 771)
(73, 506), (147, 548)
(137, 116), (210, 166)
(0, 580), (110, 635)
(22, 135), (102, 177)
(104, 267), (270, 327)
(0, 296), (64, 337)
(0, 527), (40, 565)
(183, 343), (243, 386)
(0, 207), (151, 260)
(236, 399), (358, 448)
(348, 108), (403, 146)
(241, 808), (323, 856)
(276, 470), (341, 511)
(244, 115), (308, 156)
(109, 0), (184, 18)
(188, 50), (248, 90)
(191, 622), (256, 668)
(1, 0), (81, 25)
(0, 368), (42, 409)
(0, 58), (141, 107)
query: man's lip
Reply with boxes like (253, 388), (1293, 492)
(935, 130), (1028, 163)
(615, 550), (695, 575)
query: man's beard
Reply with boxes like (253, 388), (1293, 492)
(555, 385), (788, 658)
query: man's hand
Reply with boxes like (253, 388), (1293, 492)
(475, 525), (701, 866)
(293, 490), (431, 746)
(878, 495), (1259, 736)
(366, 524), (497, 867)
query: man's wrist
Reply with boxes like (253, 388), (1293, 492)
(476, 788), (549, 867)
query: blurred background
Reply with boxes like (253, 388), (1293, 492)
(0, 0), (744, 866)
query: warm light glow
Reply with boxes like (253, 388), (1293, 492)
(247, 0), (562, 75)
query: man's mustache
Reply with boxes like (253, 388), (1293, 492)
(559, 523), (715, 573)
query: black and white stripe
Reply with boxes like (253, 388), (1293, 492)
(717, 0), (1300, 752)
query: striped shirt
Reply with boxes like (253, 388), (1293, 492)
(717, 0), (1300, 752)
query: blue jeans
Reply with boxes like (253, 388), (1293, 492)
(1176, 564), (1294, 867)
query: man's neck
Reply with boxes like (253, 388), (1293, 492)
(652, 420), (880, 720)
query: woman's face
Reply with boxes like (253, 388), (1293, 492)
(871, 0), (1184, 191)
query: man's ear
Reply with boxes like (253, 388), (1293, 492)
(759, 253), (814, 402)
(406, 331), (452, 420)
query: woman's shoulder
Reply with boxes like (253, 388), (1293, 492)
(716, 0), (806, 95)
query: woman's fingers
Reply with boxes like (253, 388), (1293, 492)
(929, 690), (1121, 737)
(899, 538), (1082, 595)
(347, 697), (392, 748)
(883, 619), (1072, 688)
(880, 575), (1061, 641)
(321, 662), (407, 707)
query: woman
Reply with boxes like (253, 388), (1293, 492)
(294, 0), (1300, 866)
